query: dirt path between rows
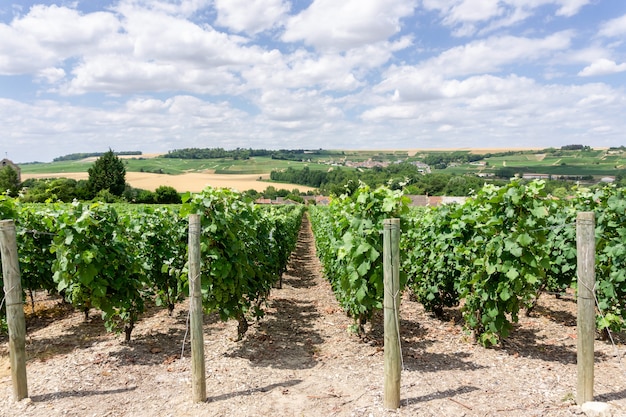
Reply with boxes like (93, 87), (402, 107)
(2, 216), (626, 416)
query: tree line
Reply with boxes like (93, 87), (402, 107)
(53, 151), (142, 162)
(164, 147), (342, 161)
(2, 150), (182, 204)
(270, 164), (506, 196)
(1, 150), (307, 204)
(165, 147), (262, 160)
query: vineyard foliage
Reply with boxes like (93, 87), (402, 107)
(405, 180), (574, 346)
(309, 184), (409, 332)
(3, 179), (626, 347)
(0, 194), (16, 219)
(0, 188), (303, 340)
(310, 180), (626, 346)
(180, 188), (304, 339)
(123, 205), (188, 316)
(51, 202), (147, 340)
(17, 204), (61, 308)
(573, 186), (626, 334)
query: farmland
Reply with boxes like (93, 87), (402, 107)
(21, 171), (313, 193)
(432, 147), (626, 178)
(3, 148), (626, 415)
(15, 146), (626, 199)
(21, 155), (333, 176)
(19, 147), (626, 185)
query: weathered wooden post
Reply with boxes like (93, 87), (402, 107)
(383, 218), (401, 409)
(576, 211), (595, 405)
(188, 214), (206, 402)
(0, 219), (28, 401)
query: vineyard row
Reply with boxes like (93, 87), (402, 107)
(2, 180), (626, 347)
(0, 188), (304, 341)
(309, 180), (626, 346)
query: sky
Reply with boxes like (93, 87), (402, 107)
(1, 0), (626, 163)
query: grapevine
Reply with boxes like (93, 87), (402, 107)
(51, 202), (147, 341)
(180, 187), (303, 339)
(574, 185), (626, 335)
(310, 183), (409, 333)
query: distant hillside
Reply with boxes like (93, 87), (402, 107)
(53, 151), (142, 162)
(21, 146), (626, 183)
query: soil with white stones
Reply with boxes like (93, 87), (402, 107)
(2, 215), (626, 417)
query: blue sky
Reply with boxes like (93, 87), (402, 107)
(1, 0), (625, 163)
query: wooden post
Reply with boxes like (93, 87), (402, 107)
(383, 218), (401, 409)
(0, 219), (28, 401)
(576, 211), (595, 405)
(188, 214), (206, 402)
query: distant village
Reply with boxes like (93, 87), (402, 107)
(316, 158), (432, 174)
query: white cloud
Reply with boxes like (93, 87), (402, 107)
(257, 89), (343, 125)
(117, 5), (255, 65)
(590, 125), (612, 133)
(49, 0), (413, 98)
(553, 0), (589, 17)
(12, 5), (120, 49)
(409, 32), (572, 79)
(214, 0), (289, 34)
(243, 35), (413, 94)
(423, 0), (591, 36)
(375, 71), (536, 105)
(0, 24), (55, 74)
(0, 95), (250, 161)
(360, 102), (422, 121)
(476, 7), (532, 35)
(46, 4), (281, 95)
(117, 0), (212, 17)
(0, 2), (276, 94)
(361, 76), (624, 151)
(559, 45), (614, 66)
(578, 58), (626, 77)
(598, 14), (626, 38)
(125, 97), (172, 113)
(437, 0), (504, 35)
(1, 0), (625, 163)
(36, 67), (66, 84)
(448, 0), (502, 23)
(61, 54), (242, 95)
(0, 4), (121, 75)
(282, 0), (416, 51)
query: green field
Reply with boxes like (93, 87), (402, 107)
(20, 156), (334, 175)
(440, 149), (626, 177)
(18, 148), (626, 178)
(19, 149), (418, 175)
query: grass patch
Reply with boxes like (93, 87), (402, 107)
(21, 156), (334, 176)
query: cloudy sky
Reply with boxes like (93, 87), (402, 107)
(1, 0), (625, 163)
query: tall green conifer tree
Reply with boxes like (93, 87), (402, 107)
(87, 149), (126, 196)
